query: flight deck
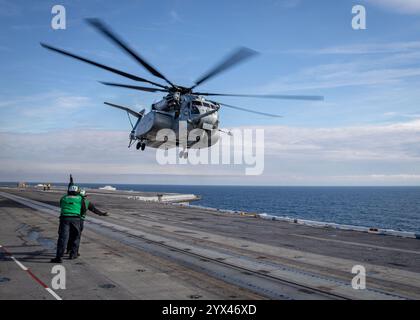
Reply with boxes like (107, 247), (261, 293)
(0, 187), (419, 300)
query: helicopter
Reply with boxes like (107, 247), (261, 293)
(41, 19), (323, 158)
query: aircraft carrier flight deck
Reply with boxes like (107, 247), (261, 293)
(0, 186), (419, 300)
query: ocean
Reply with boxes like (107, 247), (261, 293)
(2, 183), (420, 233)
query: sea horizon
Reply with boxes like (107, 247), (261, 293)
(2, 182), (419, 234)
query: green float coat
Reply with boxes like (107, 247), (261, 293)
(60, 195), (83, 217)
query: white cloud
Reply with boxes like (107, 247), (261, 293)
(1, 120), (420, 185)
(384, 111), (420, 118)
(0, 92), (91, 111)
(358, 174), (420, 180)
(0, 92), (94, 132)
(291, 41), (420, 55)
(260, 63), (420, 92)
(20, 96), (92, 117)
(259, 40), (420, 92)
(367, 0), (420, 14)
(0, 129), (241, 177)
(169, 10), (182, 23)
(259, 119), (420, 161)
(275, 0), (301, 8)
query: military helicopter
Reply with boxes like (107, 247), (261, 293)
(41, 19), (323, 158)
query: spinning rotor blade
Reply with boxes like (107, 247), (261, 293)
(219, 102), (283, 118)
(100, 82), (169, 93)
(191, 47), (259, 90)
(40, 43), (167, 89)
(104, 102), (144, 118)
(87, 18), (175, 87)
(196, 92), (324, 101)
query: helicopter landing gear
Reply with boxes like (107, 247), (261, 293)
(136, 141), (146, 151)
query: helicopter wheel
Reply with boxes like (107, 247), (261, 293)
(141, 143), (146, 151)
(136, 142), (142, 150)
(183, 152), (188, 159)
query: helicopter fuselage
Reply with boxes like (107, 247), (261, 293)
(133, 94), (220, 149)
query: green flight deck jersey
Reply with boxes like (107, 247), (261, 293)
(60, 195), (84, 217)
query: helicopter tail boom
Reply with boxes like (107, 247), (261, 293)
(104, 102), (144, 118)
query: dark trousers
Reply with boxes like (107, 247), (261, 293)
(56, 217), (81, 258)
(67, 219), (84, 254)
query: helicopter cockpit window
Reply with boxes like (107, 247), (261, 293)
(192, 101), (202, 106)
(191, 105), (200, 114)
(203, 102), (211, 108)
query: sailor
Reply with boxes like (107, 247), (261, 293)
(50, 184), (85, 263)
(66, 188), (108, 256)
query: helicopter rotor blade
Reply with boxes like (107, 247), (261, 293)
(86, 18), (175, 88)
(191, 47), (259, 90)
(100, 82), (169, 93)
(218, 102), (283, 118)
(196, 92), (324, 101)
(40, 43), (168, 89)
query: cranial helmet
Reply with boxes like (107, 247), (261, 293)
(80, 189), (86, 197)
(68, 185), (79, 193)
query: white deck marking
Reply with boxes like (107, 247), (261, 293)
(11, 256), (29, 271)
(46, 288), (63, 300)
(1, 241), (62, 300)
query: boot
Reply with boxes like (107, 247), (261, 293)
(50, 257), (63, 263)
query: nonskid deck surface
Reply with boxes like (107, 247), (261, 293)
(0, 187), (419, 300)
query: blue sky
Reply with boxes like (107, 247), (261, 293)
(1, 0), (420, 185)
